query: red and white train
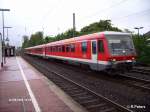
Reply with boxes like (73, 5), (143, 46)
(25, 31), (136, 73)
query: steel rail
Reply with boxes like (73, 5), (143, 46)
(119, 74), (150, 92)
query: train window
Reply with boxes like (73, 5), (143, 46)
(62, 45), (65, 52)
(55, 46), (57, 52)
(58, 46), (62, 52)
(50, 47), (52, 52)
(55, 47), (57, 52)
(92, 41), (97, 54)
(49, 47), (51, 52)
(82, 42), (87, 53)
(98, 40), (104, 53)
(51, 47), (53, 52)
(66, 45), (70, 52)
(57, 46), (59, 52)
(48, 47), (51, 52)
(70, 44), (75, 52)
(56, 46), (58, 52)
(56, 46), (57, 52)
(37, 48), (42, 52)
(52, 47), (56, 52)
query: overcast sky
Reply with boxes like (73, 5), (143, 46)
(0, 0), (150, 46)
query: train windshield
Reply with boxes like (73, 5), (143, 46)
(106, 35), (136, 56)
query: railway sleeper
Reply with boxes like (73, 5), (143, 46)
(74, 95), (94, 102)
(133, 82), (147, 87)
(97, 107), (117, 112)
(89, 106), (118, 112)
(143, 84), (150, 88)
(56, 83), (74, 87)
(76, 95), (93, 99)
(70, 92), (88, 97)
(139, 82), (150, 87)
(52, 81), (63, 84)
(61, 87), (79, 91)
(67, 90), (85, 94)
(81, 100), (103, 107)
(86, 103), (106, 110)
(59, 85), (76, 89)
(131, 70), (150, 75)
(140, 85), (150, 90)
(80, 99), (100, 105)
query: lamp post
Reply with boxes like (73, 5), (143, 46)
(0, 33), (2, 67)
(134, 27), (144, 38)
(4, 27), (12, 46)
(0, 8), (10, 64)
(73, 13), (76, 37)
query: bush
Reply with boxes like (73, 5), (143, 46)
(133, 35), (150, 65)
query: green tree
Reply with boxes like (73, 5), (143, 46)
(54, 29), (80, 41)
(34, 31), (44, 45)
(45, 36), (50, 43)
(22, 35), (29, 48)
(133, 34), (150, 64)
(80, 20), (122, 35)
(28, 31), (44, 47)
(44, 35), (55, 43)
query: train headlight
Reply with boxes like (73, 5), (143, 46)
(110, 59), (116, 64)
(112, 59), (116, 61)
(122, 50), (126, 53)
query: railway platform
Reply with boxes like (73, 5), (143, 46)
(0, 57), (86, 112)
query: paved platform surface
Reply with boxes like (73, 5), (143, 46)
(0, 57), (86, 112)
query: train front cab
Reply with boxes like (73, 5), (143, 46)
(89, 34), (136, 73)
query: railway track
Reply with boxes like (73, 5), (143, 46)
(131, 67), (150, 76)
(23, 55), (133, 112)
(45, 59), (150, 92)
(51, 61), (150, 92)
(119, 73), (150, 92)
(39, 57), (150, 93)
(24, 55), (150, 93)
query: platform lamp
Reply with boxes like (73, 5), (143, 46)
(5, 36), (9, 46)
(0, 32), (3, 67)
(134, 27), (144, 38)
(4, 26), (12, 46)
(0, 9), (10, 64)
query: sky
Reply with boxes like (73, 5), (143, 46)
(0, 0), (150, 46)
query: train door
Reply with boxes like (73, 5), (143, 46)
(44, 46), (47, 58)
(97, 39), (106, 70)
(42, 47), (45, 56)
(91, 40), (98, 70)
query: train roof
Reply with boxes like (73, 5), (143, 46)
(102, 31), (131, 36)
(25, 44), (45, 49)
(25, 31), (131, 49)
(46, 31), (131, 46)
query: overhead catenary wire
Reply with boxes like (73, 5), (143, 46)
(80, 0), (128, 22)
(78, 0), (149, 30)
(110, 8), (150, 32)
(40, 0), (62, 32)
(111, 8), (150, 22)
(39, 0), (149, 35)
